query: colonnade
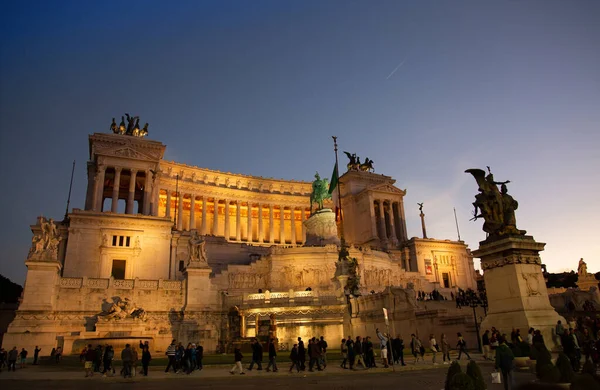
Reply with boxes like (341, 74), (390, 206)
(91, 165), (156, 215)
(372, 198), (407, 244)
(160, 190), (308, 245)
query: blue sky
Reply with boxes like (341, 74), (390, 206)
(1, 0), (599, 284)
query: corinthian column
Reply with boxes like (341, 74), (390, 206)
(143, 169), (152, 215)
(111, 167), (122, 213)
(378, 200), (387, 241)
(93, 164), (106, 211)
(177, 192), (184, 231)
(212, 198), (219, 235)
(224, 200), (230, 239)
(290, 207), (296, 245)
(201, 196), (207, 234)
(388, 201), (398, 244)
(257, 203), (263, 243)
(247, 202), (253, 242)
(236, 201), (242, 241)
(280, 206), (285, 244)
(269, 204), (274, 244)
(126, 169), (138, 214)
(301, 208), (307, 244)
(189, 194), (196, 230)
(166, 191), (172, 218)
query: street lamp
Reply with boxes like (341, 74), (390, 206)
(463, 288), (487, 353)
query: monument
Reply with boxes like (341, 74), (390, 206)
(466, 167), (565, 349)
(576, 258), (598, 291)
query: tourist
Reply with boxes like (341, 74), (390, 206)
(121, 343), (133, 378)
(393, 335), (406, 366)
(340, 338), (348, 369)
(229, 347), (245, 375)
(429, 334), (438, 365)
(365, 336), (375, 368)
(569, 328), (582, 370)
(248, 338), (263, 370)
(195, 342), (204, 370)
(102, 345), (115, 376)
(297, 337), (306, 371)
(353, 336), (366, 369)
(33, 346), (41, 365)
(131, 346), (139, 376)
(141, 345), (151, 376)
(165, 340), (177, 373)
(175, 342), (184, 373)
(266, 338), (278, 372)
(93, 345), (103, 372)
(441, 333), (451, 364)
(55, 347), (62, 363)
(139, 340), (150, 351)
(346, 336), (355, 370)
(376, 329), (390, 368)
(494, 336), (515, 390)
(308, 338), (323, 371)
(456, 332), (471, 360)
(410, 334), (422, 364)
(490, 331), (500, 351)
(532, 330), (544, 346)
(52, 348), (57, 362)
(84, 344), (95, 377)
(527, 328), (534, 346)
(183, 343), (193, 374)
(7, 347), (17, 371)
(582, 328), (594, 363)
(482, 330), (491, 360)
(289, 343), (300, 373)
(0, 348), (7, 372)
(189, 343), (197, 372)
(319, 336), (328, 368)
(19, 348), (27, 369)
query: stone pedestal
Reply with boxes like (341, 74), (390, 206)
(577, 276), (599, 292)
(474, 235), (565, 350)
(20, 258), (62, 311)
(303, 209), (340, 246)
(184, 267), (219, 311)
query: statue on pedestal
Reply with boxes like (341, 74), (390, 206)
(465, 167), (525, 237)
(187, 230), (209, 268)
(110, 114), (149, 137)
(29, 216), (62, 260)
(309, 172), (331, 214)
(578, 258), (588, 277)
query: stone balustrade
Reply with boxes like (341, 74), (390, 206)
(58, 277), (182, 291)
(241, 290), (338, 306)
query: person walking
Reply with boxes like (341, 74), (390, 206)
(18, 348), (28, 369)
(289, 343), (300, 373)
(141, 345), (151, 376)
(482, 330), (491, 360)
(165, 340), (177, 373)
(441, 333), (451, 364)
(93, 345), (103, 373)
(131, 346), (139, 377)
(319, 336), (328, 368)
(195, 343), (204, 370)
(354, 336), (366, 369)
(8, 347), (18, 371)
(346, 337), (355, 370)
(429, 334), (439, 365)
(229, 347), (245, 375)
(495, 336), (515, 390)
(55, 347), (62, 363)
(410, 334), (422, 364)
(365, 336), (375, 368)
(340, 338), (348, 369)
(0, 348), (7, 372)
(266, 338), (278, 372)
(393, 335), (406, 366)
(120, 343), (133, 378)
(308, 338), (323, 371)
(297, 337), (306, 371)
(84, 344), (96, 377)
(248, 338), (263, 370)
(33, 346), (41, 365)
(456, 332), (471, 360)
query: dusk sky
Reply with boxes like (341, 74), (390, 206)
(1, 0), (598, 284)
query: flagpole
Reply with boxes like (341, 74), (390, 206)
(64, 160), (75, 220)
(332, 136), (344, 242)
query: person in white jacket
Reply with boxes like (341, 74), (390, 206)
(429, 335), (438, 365)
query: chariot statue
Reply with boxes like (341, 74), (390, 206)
(309, 172), (331, 214)
(344, 152), (374, 172)
(111, 114), (148, 137)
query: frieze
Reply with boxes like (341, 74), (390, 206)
(113, 279), (134, 289)
(60, 277), (83, 288)
(480, 253), (542, 270)
(243, 306), (346, 317)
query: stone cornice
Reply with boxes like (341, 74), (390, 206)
(89, 133), (166, 161)
(69, 209), (173, 229)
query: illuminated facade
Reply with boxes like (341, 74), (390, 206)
(3, 131), (477, 355)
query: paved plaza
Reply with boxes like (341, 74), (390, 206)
(0, 358), (535, 390)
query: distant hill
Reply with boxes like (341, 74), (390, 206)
(0, 275), (23, 303)
(545, 271), (600, 289)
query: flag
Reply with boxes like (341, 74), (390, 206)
(328, 162), (338, 195)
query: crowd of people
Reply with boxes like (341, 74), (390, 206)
(164, 340), (204, 375)
(555, 316), (600, 372)
(79, 341), (152, 378)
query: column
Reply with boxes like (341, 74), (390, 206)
(269, 204), (274, 244)
(143, 169), (152, 215)
(257, 203), (263, 243)
(166, 191), (172, 218)
(399, 201), (408, 241)
(246, 202), (253, 242)
(301, 208), (307, 244)
(111, 167), (122, 213)
(369, 196), (378, 239)
(200, 196), (207, 235)
(236, 201), (242, 241)
(212, 198), (219, 235)
(224, 200), (230, 239)
(93, 164), (106, 211)
(177, 192), (184, 230)
(279, 205), (285, 244)
(388, 201), (398, 244)
(290, 207), (296, 245)
(126, 169), (137, 214)
(189, 194), (196, 230)
(378, 200), (387, 240)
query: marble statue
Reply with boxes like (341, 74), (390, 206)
(29, 216), (62, 260)
(465, 167), (524, 237)
(310, 172), (331, 213)
(101, 298), (147, 321)
(187, 230), (208, 267)
(110, 118), (118, 134)
(578, 258), (588, 277)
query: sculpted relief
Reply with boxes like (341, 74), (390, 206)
(274, 265), (336, 289)
(228, 273), (268, 289)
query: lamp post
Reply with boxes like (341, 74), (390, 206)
(464, 288), (487, 353)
